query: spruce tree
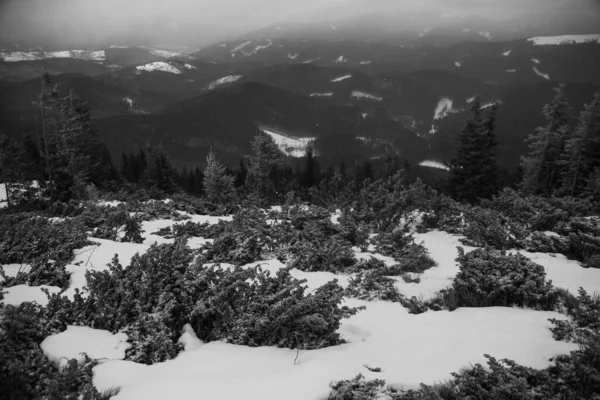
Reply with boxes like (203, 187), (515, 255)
(520, 83), (571, 196)
(559, 90), (600, 197)
(204, 150), (235, 205)
(245, 132), (283, 201)
(302, 142), (318, 187)
(0, 133), (22, 208)
(447, 98), (500, 203)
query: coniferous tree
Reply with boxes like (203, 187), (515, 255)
(302, 142), (318, 187)
(204, 150), (235, 205)
(520, 84), (571, 195)
(447, 98), (500, 202)
(245, 132), (283, 201)
(559, 90), (600, 198)
(0, 133), (22, 208)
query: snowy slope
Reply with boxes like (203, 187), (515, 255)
(528, 34), (600, 45)
(205, 75), (243, 90)
(262, 129), (315, 157)
(0, 50), (106, 62)
(135, 62), (181, 74)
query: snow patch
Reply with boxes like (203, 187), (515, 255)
(502, 50), (512, 56)
(245, 40), (272, 56)
(454, 61), (461, 67)
(433, 98), (460, 120)
(351, 91), (382, 102)
(288, 52), (298, 60)
(531, 58), (540, 64)
(419, 160), (449, 171)
(533, 67), (550, 80)
(506, 69), (517, 73)
(1, 285), (61, 306)
(136, 62), (181, 74)
(478, 31), (493, 40)
(332, 74), (351, 82)
(231, 41), (252, 53)
(41, 326), (130, 368)
(184, 63), (196, 70)
(528, 34), (600, 46)
(205, 75), (242, 90)
(360, 61), (371, 65)
(334, 55), (347, 63)
(178, 324), (204, 352)
(310, 92), (333, 97)
(261, 129), (315, 158)
(0, 183), (6, 208)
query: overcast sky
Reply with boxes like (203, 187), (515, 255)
(0, 0), (597, 48)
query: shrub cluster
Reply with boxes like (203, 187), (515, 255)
(41, 238), (360, 364)
(452, 247), (558, 309)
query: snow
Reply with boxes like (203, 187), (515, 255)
(454, 61), (461, 67)
(302, 58), (320, 64)
(122, 97), (133, 108)
(360, 61), (371, 65)
(0, 51), (41, 62)
(136, 62), (181, 74)
(502, 50), (512, 56)
(245, 40), (272, 56)
(288, 52), (298, 60)
(261, 129), (315, 158)
(205, 75), (242, 90)
(1, 284), (61, 306)
(479, 31), (493, 40)
(334, 56), (347, 63)
(0, 50), (105, 62)
(183, 63), (196, 69)
(419, 160), (449, 171)
(41, 326), (130, 368)
(466, 96), (477, 103)
(93, 302), (575, 399)
(72, 238), (150, 271)
(331, 74), (352, 82)
(506, 69), (517, 73)
(0, 263), (32, 282)
(178, 324), (204, 352)
(510, 250), (600, 296)
(0, 183), (6, 208)
(231, 41), (252, 53)
(149, 49), (181, 58)
(531, 58), (541, 64)
(351, 91), (382, 102)
(533, 67), (550, 80)
(528, 34), (600, 46)
(310, 92), (333, 97)
(433, 98), (460, 120)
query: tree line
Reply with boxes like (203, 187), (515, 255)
(1, 74), (599, 209)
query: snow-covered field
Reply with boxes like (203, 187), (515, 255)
(136, 62), (181, 74)
(528, 34), (600, 46)
(533, 67), (551, 80)
(2, 203), (596, 399)
(261, 129), (316, 157)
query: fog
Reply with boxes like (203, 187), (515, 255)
(0, 0), (598, 49)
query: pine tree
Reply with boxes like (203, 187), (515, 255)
(302, 142), (318, 187)
(245, 132), (283, 201)
(204, 150), (235, 205)
(447, 98), (500, 203)
(559, 90), (600, 197)
(0, 133), (22, 208)
(520, 83), (571, 196)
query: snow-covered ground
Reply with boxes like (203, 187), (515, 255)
(3, 204), (598, 399)
(261, 129), (316, 158)
(419, 160), (449, 171)
(502, 50), (512, 56)
(332, 74), (352, 82)
(528, 34), (600, 46)
(231, 41), (252, 53)
(205, 75), (242, 90)
(351, 91), (382, 102)
(310, 92), (333, 97)
(334, 56), (347, 63)
(92, 303), (574, 400)
(136, 62), (181, 74)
